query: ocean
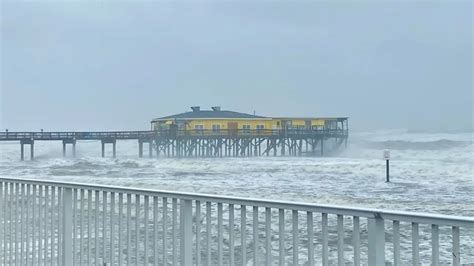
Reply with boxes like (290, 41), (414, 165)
(1, 130), (472, 216)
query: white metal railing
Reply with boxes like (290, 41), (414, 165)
(0, 178), (473, 265)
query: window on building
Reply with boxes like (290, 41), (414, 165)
(256, 124), (264, 132)
(212, 124), (221, 133)
(194, 124), (204, 134)
(242, 124), (251, 133)
(324, 121), (337, 130)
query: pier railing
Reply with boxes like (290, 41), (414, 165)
(1, 178), (472, 265)
(0, 128), (347, 141)
(0, 131), (156, 141)
(156, 128), (347, 138)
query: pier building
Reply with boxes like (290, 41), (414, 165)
(150, 106), (348, 157)
(151, 106), (335, 133)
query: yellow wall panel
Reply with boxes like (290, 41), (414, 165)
(152, 117), (339, 131)
(311, 119), (325, 126)
(291, 119), (306, 126)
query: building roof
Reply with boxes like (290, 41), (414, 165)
(152, 109), (268, 121)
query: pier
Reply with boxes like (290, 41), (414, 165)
(0, 107), (349, 160)
(0, 131), (155, 160)
(0, 128), (348, 160)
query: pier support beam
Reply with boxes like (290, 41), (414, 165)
(273, 139), (277, 156)
(281, 139), (285, 156)
(149, 128), (348, 158)
(149, 142), (153, 157)
(320, 138), (324, 156)
(20, 139), (34, 161)
(138, 140), (143, 158)
(138, 139), (153, 158)
(101, 138), (116, 158)
(62, 139), (77, 157)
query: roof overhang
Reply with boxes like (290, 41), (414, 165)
(151, 117), (274, 123)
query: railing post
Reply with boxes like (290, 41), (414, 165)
(452, 226), (460, 266)
(368, 214), (385, 266)
(62, 187), (73, 265)
(180, 199), (192, 265)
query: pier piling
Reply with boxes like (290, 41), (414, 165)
(61, 139), (77, 157)
(149, 142), (153, 157)
(101, 139), (117, 158)
(138, 140), (143, 158)
(138, 139), (153, 158)
(321, 138), (324, 156)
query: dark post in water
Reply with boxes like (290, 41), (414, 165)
(384, 150), (390, 182)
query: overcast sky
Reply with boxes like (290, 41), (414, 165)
(1, 1), (472, 132)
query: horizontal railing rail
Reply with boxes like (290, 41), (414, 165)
(0, 131), (156, 140)
(157, 129), (347, 138)
(1, 177), (471, 265)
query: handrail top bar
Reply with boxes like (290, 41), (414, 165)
(0, 129), (344, 133)
(0, 130), (154, 133)
(1, 177), (473, 227)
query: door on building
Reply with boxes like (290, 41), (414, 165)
(281, 120), (292, 131)
(169, 124), (178, 136)
(227, 122), (238, 136)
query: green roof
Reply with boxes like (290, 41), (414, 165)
(152, 110), (267, 121)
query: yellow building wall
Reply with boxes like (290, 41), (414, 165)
(311, 119), (325, 126)
(153, 118), (330, 130)
(185, 119), (275, 130)
(291, 119), (306, 126)
(271, 118), (320, 127)
(271, 119), (282, 128)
